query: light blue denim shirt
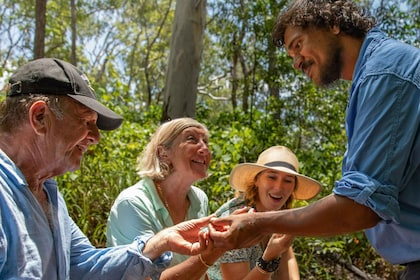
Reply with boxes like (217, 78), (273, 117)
(0, 150), (171, 279)
(334, 28), (420, 264)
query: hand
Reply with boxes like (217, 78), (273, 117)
(263, 233), (294, 260)
(164, 215), (215, 255)
(198, 225), (227, 265)
(208, 209), (268, 250)
(143, 215), (213, 259)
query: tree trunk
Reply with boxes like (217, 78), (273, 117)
(34, 0), (47, 59)
(70, 0), (77, 65)
(161, 0), (206, 122)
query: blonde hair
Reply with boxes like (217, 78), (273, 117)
(137, 117), (209, 180)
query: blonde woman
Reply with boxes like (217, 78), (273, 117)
(106, 118), (224, 280)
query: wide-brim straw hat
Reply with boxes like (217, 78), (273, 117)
(229, 146), (322, 200)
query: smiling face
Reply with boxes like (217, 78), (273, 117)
(284, 26), (343, 86)
(46, 97), (100, 174)
(163, 126), (211, 182)
(254, 169), (296, 212)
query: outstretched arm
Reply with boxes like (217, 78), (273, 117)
(209, 194), (380, 250)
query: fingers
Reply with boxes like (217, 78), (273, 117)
(174, 215), (215, 241)
(198, 227), (210, 246)
(271, 233), (285, 239)
(209, 215), (233, 231)
(207, 223), (237, 250)
(189, 233), (208, 255)
(267, 233), (294, 252)
(183, 215), (214, 229)
(185, 223), (218, 255)
(230, 206), (251, 215)
(274, 233), (294, 243)
(207, 223), (225, 244)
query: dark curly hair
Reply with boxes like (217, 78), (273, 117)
(272, 0), (376, 47)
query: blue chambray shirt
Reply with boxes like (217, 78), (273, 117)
(334, 28), (420, 264)
(0, 150), (171, 279)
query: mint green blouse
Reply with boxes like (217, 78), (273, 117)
(106, 177), (208, 266)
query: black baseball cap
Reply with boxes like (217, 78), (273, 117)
(7, 58), (123, 130)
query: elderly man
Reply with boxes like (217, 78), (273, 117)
(0, 58), (211, 279)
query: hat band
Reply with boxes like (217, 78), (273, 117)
(264, 161), (296, 172)
(7, 81), (72, 96)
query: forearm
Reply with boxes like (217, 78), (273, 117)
(276, 248), (299, 280)
(209, 194), (379, 251)
(160, 250), (224, 280)
(300, 194), (380, 235)
(260, 194), (380, 237)
(221, 263), (275, 280)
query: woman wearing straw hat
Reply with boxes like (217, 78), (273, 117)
(208, 146), (322, 280)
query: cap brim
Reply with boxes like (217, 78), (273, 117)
(229, 163), (321, 200)
(69, 94), (123, 130)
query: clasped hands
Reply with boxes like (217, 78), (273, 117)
(149, 207), (291, 259)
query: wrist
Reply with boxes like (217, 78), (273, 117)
(199, 253), (213, 268)
(262, 252), (282, 261)
(255, 264), (271, 275)
(140, 236), (160, 260)
(256, 256), (281, 273)
(143, 231), (169, 260)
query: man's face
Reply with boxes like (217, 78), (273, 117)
(284, 26), (342, 86)
(45, 98), (100, 174)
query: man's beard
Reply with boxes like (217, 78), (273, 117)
(318, 42), (342, 87)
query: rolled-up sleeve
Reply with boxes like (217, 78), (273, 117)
(69, 223), (172, 280)
(334, 171), (399, 222)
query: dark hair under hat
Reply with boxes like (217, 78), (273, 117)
(7, 58), (123, 130)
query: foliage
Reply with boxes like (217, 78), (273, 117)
(373, 0), (420, 47)
(58, 105), (399, 278)
(294, 234), (401, 279)
(56, 100), (401, 278)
